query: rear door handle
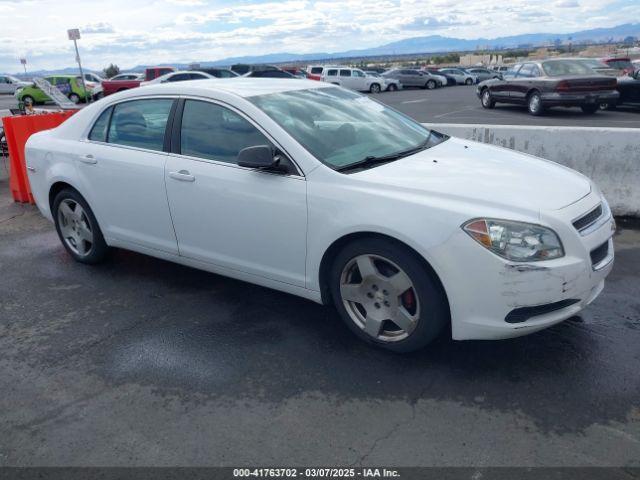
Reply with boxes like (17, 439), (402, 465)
(79, 154), (97, 164)
(169, 170), (195, 182)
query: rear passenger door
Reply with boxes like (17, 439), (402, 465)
(164, 99), (307, 286)
(78, 98), (179, 254)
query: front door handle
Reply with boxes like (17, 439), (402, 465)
(169, 170), (195, 182)
(79, 154), (97, 164)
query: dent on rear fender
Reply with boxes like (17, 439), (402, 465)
(498, 262), (588, 307)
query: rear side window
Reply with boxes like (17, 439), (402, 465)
(180, 100), (270, 164)
(339, 69), (351, 77)
(327, 69), (338, 76)
(107, 99), (173, 151)
(310, 67), (323, 74)
(88, 107), (112, 142)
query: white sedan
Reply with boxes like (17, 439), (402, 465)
(140, 70), (214, 86)
(25, 79), (615, 352)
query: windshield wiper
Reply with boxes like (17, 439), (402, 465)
(336, 136), (432, 173)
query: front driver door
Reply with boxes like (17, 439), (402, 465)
(165, 99), (307, 287)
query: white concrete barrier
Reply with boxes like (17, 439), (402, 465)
(424, 123), (640, 217)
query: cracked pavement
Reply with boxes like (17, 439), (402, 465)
(0, 179), (639, 466)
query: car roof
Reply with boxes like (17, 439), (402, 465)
(114, 78), (335, 99)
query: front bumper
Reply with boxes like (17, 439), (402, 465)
(541, 90), (619, 107)
(431, 190), (615, 340)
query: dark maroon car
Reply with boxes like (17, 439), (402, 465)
(476, 59), (619, 116)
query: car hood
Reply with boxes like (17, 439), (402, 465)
(353, 137), (591, 212)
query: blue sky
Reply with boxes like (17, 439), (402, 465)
(0, 0), (638, 73)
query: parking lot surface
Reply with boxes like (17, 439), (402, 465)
(1, 179), (639, 467)
(376, 86), (640, 127)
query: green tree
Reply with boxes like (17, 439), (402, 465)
(103, 64), (120, 78)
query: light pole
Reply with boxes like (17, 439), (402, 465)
(20, 58), (27, 76)
(67, 28), (90, 104)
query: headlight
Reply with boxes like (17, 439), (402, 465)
(462, 218), (564, 262)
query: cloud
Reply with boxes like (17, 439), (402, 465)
(0, 0), (638, 73)
(81, 22), (115, 34)
(401, 15), (475, 30)
(555, 0), (580, 6)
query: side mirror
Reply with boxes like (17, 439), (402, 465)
(237, 145), (287, 173)
(634, 69), (640, 80)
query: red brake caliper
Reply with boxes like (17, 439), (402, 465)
(401, 289), (415, 312)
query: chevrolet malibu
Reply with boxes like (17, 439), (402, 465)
(25, 79), (615, 352)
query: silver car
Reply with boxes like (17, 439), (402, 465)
(467, 68), (502, 82)
(383, 69), (442, 89)
(438, 68), (477, 85)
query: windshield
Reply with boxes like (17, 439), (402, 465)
(542, 60), (594, 76)
(250, 87), (446, 170)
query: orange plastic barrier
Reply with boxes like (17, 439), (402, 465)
(1, 110), (77, 203)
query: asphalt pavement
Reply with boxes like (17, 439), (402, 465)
(0, 180), (639, 467)
(375, 85), (640, 127)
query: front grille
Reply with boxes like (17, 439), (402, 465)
(590, 241), (609, 267)
(573, 204), (603, 232)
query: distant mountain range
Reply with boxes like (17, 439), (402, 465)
(17, 23), (640, 76)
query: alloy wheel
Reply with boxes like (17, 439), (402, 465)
(340, 254), (420, 342)
(57, 199), (93, 256)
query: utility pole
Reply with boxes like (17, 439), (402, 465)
(20, 58), (27, 76)
(67, 28), (90, 104)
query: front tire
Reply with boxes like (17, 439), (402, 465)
(426, 80), (436, 90)
(527, 91), (544, 116)
(369, 83), (381, 94)
(465, 78), (473, 85)
(53, 189), (109, 264)
(481, 88), (495, 109)
(69, 93), (81, 104)
(581, 104), (598, 114)
(387, 83), (397, 92)
(330, 238), (448, 352)
(22, 95), (35, 106)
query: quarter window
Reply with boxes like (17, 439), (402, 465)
(88, 107), (112, 142)
(107, 99), (173, 151)
(180, 100), (271, 164)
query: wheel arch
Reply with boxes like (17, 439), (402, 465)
(49, 181), (80, 211)
(317, 231), (450, 313)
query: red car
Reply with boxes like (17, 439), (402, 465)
(102, 66), (175, 96)
(601, 57), (635, 75)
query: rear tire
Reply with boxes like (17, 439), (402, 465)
(22, 95), (35, 106)
(329, 237), (449, 353)
(387, 83), (397, 92)
(52, 189), (109, 264)
(68, 93), (80, 104)
(465, 78), (473, 85)
(581, 104), (598, 114)
(527, 91), (544, 116)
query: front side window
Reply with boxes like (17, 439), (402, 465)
(88, 107), (112, 142)
(250, 87), (446, 171)
(107, 99), (173, 151)
(180, 100), (270, 164)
